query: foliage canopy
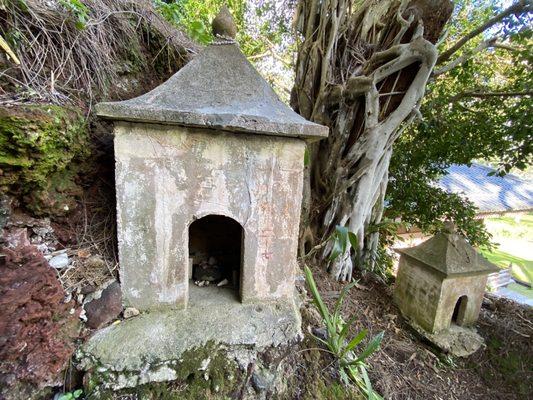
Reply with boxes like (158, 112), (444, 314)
(387, 0), (532, 247)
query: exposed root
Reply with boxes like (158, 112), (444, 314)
(292, 0), (452, 279)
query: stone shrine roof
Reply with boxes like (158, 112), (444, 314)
(96, 43), (328, 141)
(396, 229), (499, 277)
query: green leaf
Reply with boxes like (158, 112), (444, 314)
(304, 147), (310, 166)
(73, 389), (83, 398)
(333, 280), (357, 319)
(361, 366), (372, 393)
(304, 266), (333, 331)
(350, 331), (384, 365)
(360, 365), (383, 400)
(329, 235), (343, 261)
(335, 225), (349, 253)
(338, 314), (358, 342)
(329, 225), (349, 261)
(342, 328), (368, 356)
(348, 231), (358, 251)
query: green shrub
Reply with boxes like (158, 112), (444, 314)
(304, 266), (384, 399)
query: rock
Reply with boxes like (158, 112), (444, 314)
(84, 282), (122, 329)
(123, 307), (140, 319)
(0, 104), (88, 217)
(80, 284), (97, 295)
(302, 305), (322, 326)
(311, 327), (328, 341)
(250, 374), (265, 392)
(0, 194), (12, 232)
(208, 256), (217, 266)
(411, 322), (484, 357)
(48, 252), (69, 269)
(217, 278), (229, 287)
(3, 228), (30, 248)
(0, 245), (79, 397)
(251, 371), (268, 393)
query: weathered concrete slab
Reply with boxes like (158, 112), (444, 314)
(411, 322), (484, 357)
(78, 285), (302, 390)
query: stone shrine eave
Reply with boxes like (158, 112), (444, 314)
(394, 231), (499, 277)
(95, 105), (328, 141)
(397, 252), (498, 278)
(96, 43), (328, 142)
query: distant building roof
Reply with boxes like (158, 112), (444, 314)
(438, 163), (533, 214)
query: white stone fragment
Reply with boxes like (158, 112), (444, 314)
(48, 252), (69, 269)
(217, 279), (229, 287)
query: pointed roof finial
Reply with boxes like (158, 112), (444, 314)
(443, 220), (456, 234)
(212, 5), (237, 41)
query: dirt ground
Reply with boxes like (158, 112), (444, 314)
(305, 265), (533, 400)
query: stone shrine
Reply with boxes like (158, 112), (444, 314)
(394, 223), (499, 356)
(79, 8), (328, 390)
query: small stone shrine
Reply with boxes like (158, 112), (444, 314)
(394, 223), (499, 356)
(78, 8), (328, 390)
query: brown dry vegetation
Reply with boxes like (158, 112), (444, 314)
(0, 0), (197, 104)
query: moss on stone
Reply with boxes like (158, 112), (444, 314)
(84, 342), (243, 399)
(0, 104), (89, 215)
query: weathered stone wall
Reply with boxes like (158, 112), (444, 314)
(114, 122), (305, 310)
(434, 275), (487, 332)
(394, 256), (443, 332)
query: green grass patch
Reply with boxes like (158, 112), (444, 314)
(484, 213), (533, 241)
(481, 213), (533, 286)
(506, 283), (533, 300)
(480, 247), (533, 285)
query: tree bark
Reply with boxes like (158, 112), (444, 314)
(292, 0), (452, 280)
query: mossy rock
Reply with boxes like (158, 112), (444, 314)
(0, 104), (89, 216)
(83, 342), (244, 399)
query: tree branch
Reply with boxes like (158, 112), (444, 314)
(433, 37), (497, 77)
(449, 90), (533, 102)
(437, 0), (532, 65)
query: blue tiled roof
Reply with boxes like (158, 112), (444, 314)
(438, 163), (533, 213)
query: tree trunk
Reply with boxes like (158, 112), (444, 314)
(292, 0), (452, 280)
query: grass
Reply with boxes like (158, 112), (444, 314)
(480, 212), (533, 286)
(506, 283), (533, 299)
(484, 213), (533, 240)
(480, 247), (533, 285)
